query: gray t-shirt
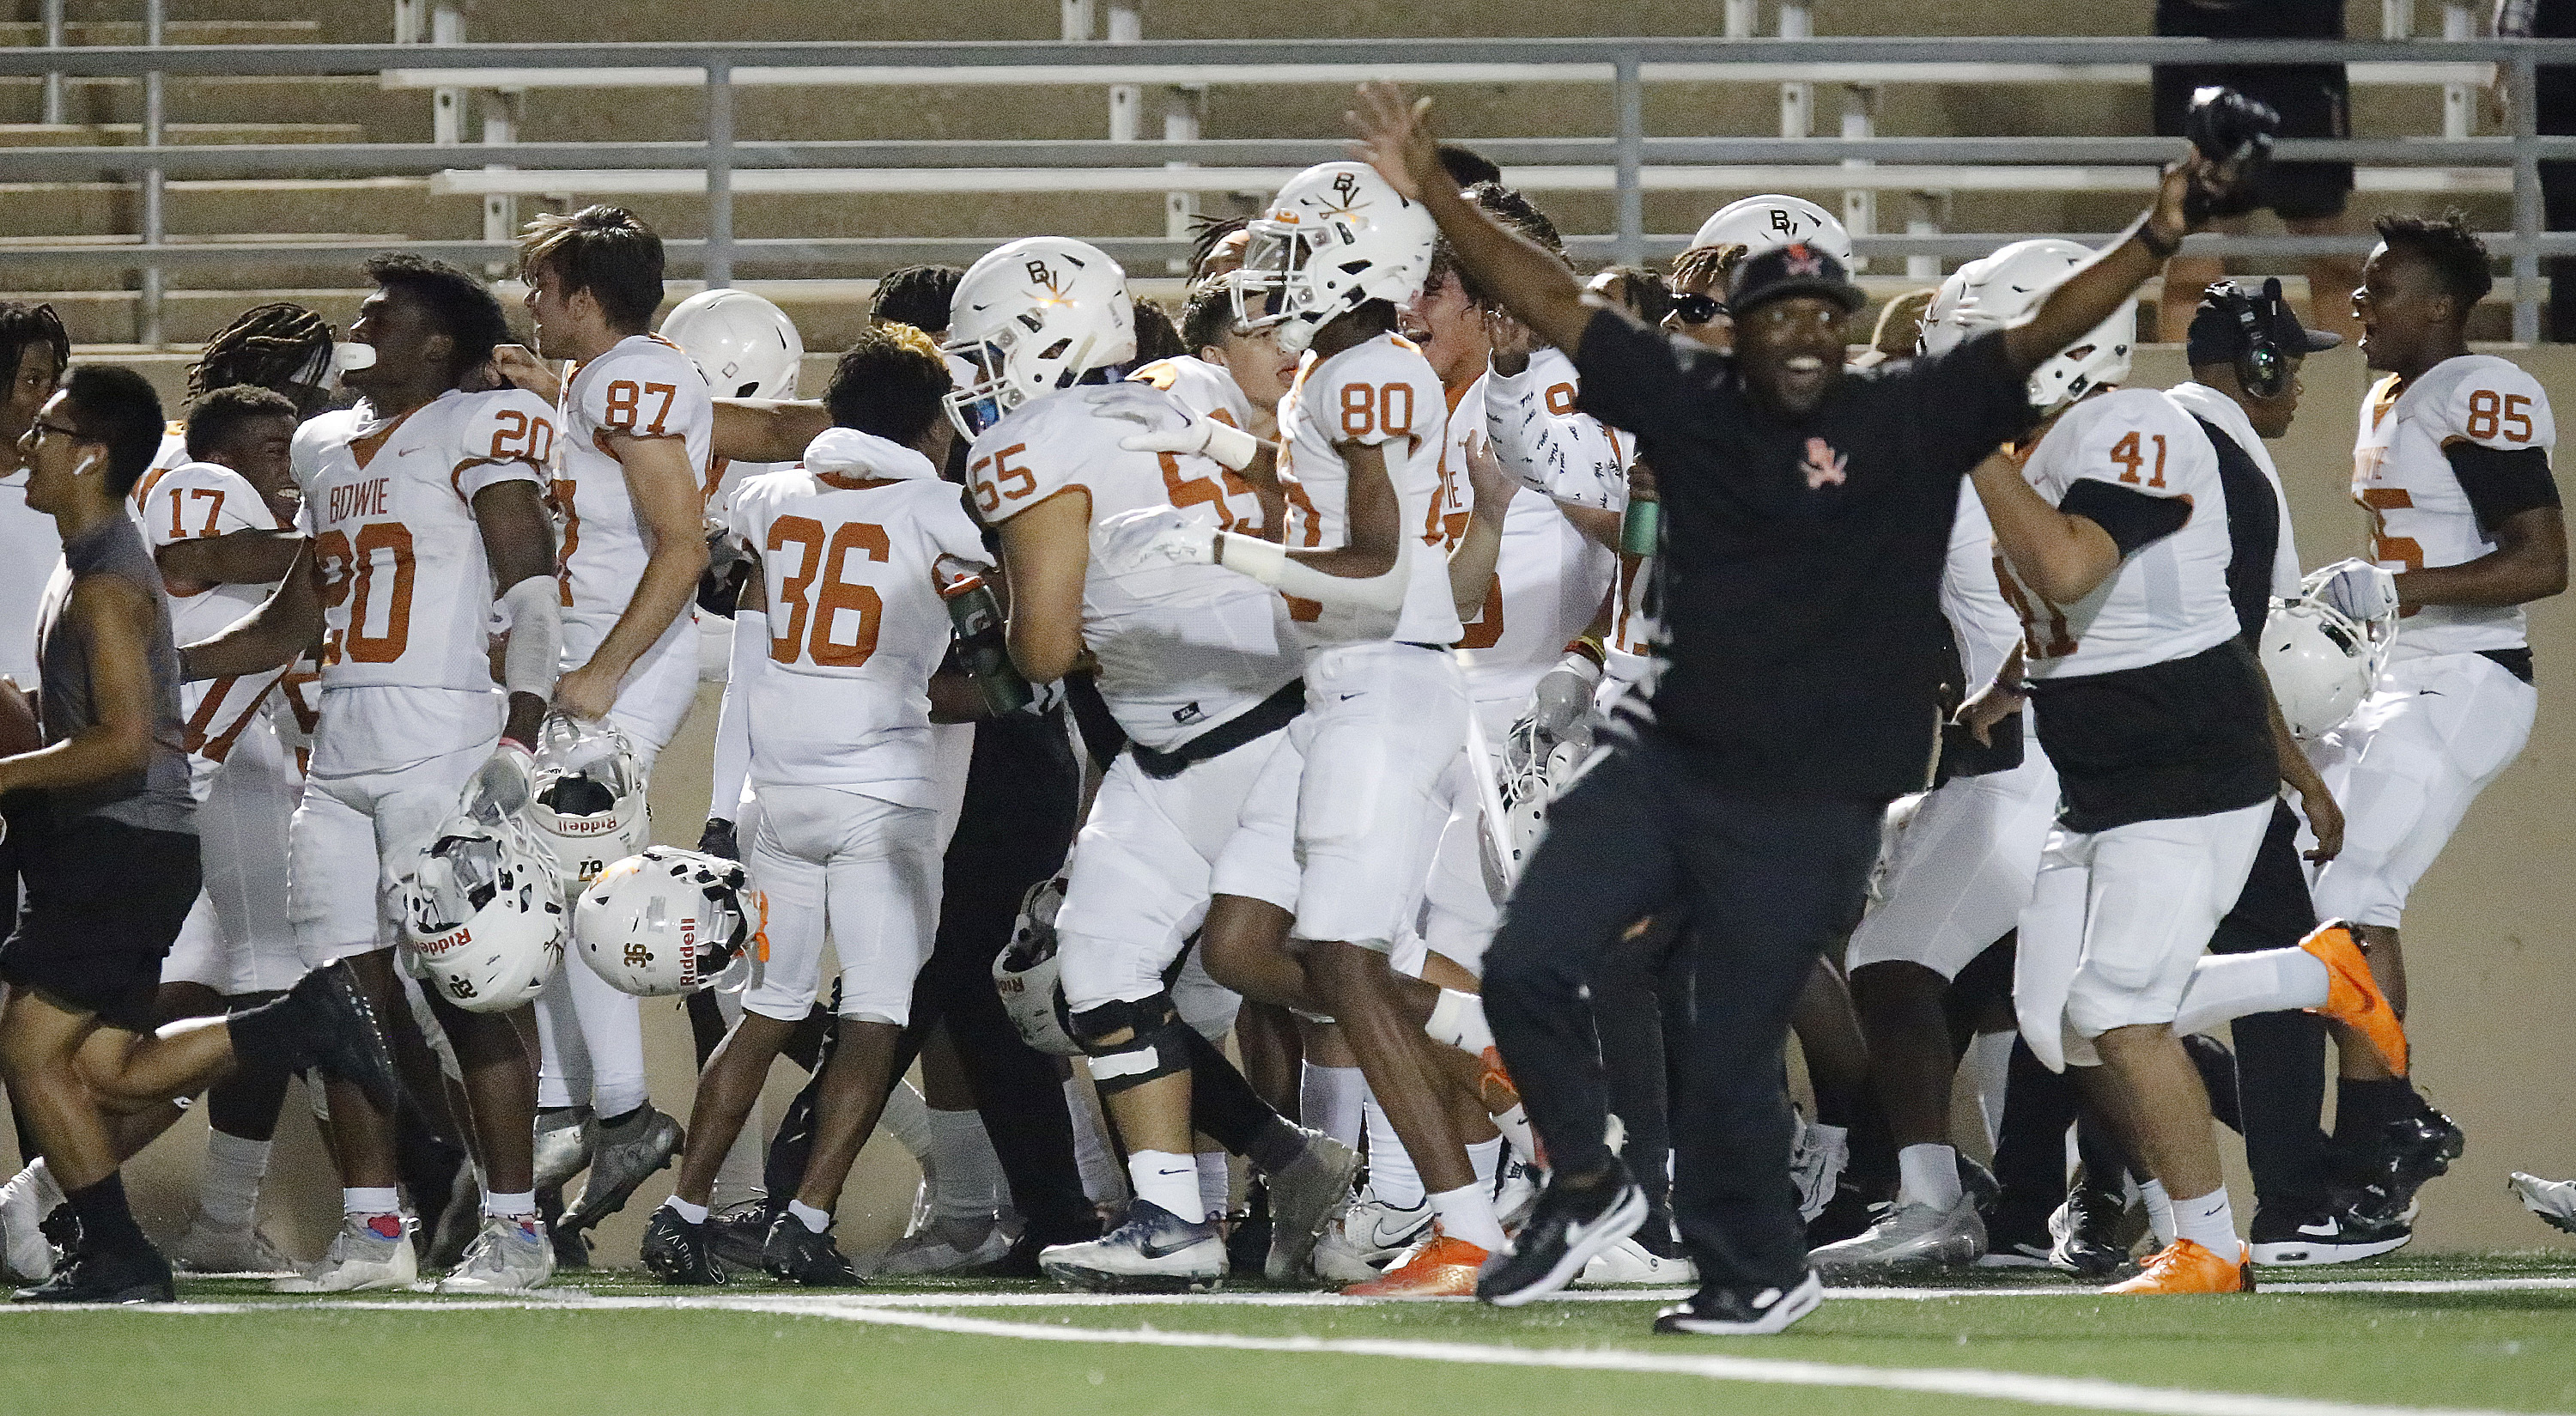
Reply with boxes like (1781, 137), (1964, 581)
(33, 512), (194, 835)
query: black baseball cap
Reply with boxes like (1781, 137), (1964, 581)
(2186, 277), (2340, 368)
(1726, 242), (1868, 319)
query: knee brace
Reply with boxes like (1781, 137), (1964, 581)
(1066, 992), (1193, 1097)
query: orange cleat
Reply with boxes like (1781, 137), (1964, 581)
(2105, 1239), (2256, 1295)
(2300, 921), (2408, 1076)
(1341, 1227), (1491, 1298)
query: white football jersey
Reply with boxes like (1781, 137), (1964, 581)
(1484, 346), (1632, 513)
(1276, 332), (1461, 650)
(2352, 354), (2558, 659)
(130, 459), (295, 770)
(149, 422), (190, 477)
(552, 334), (716, 667)
(2005, 387), (2239, 681)
(1940, 489), (2022, 695)
(1127, 356), (1255, 435)
(726, 466), (986, 808)
(968, 380), (1298, 751)
(293, 390), (552, 693)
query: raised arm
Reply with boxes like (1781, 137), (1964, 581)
(1346, 83), (1598, 356)
(2002, 157), (2213, 378)
(712, 398), (834, 466)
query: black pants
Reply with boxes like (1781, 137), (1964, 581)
(1484, 729), (1886, 1290)
(1589, 915), (1679, 1214)
(765, 714), (1097, 1246)
(2208, 799), (2330, 1214)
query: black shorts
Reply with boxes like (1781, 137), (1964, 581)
(2152, 64), (2353, 222)
(0, 815), (201, 1033)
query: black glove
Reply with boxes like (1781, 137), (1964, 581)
(697, 817), (739, 861)
(2182, 85), (2281, 223)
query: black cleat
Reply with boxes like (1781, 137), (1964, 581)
(2049, 1182), (2129, 1279)
(762, 1213), (860, 1286)
(1974, 1199), (2057, 1268)
(1474, 1158), (1646, 1308)
(291, 962), (403, 1115)
(2248, 1199), (2411, 1267)
(1804, 1182), (1876, 1249)
(1225, 1181), (1273, 1279)
(2340, 1107), (2466, 1224)
(641, 1206), (726, 1286)
(708, 1203), (771, 1273)
(1655, 1270), (1824, 1335)
(12, 1242), (173, 1304)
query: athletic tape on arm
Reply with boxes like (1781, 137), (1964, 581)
(499, 575), (562, 700)
(1218, 532), (1409, 612)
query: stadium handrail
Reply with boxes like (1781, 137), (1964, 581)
(5, 36), (2574, 340)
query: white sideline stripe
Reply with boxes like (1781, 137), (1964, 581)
(522, 1291), (2549, 1416)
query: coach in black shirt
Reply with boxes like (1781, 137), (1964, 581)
(1348, 83), (2235, 1332)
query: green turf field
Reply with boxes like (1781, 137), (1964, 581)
(3, 1254), (2572, 1415)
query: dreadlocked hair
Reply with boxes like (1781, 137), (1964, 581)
(0, 302), (71, 389)
(1668, 243), (1746, 295)
(190, 301), (332, 402)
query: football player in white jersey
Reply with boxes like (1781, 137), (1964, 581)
(181, 254), (567, 1294)
(1109, 161), (1510, 1293)
(499, 207), (712, 1231)
(1962, 240), (2406, 1296)
(131, 386), (314, 1273)
(639, 325), (984, 1285)
(145, 302), (343, 479)
(932, 238), (1356, 1292)
(2309, 214), (2565, 1082)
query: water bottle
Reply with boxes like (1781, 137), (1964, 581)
(939, 568), (1035, 717)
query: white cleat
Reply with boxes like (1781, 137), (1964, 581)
(1788, 1118), (1850, 1224)
(434, 1215), (557, 1293)
(273, 1213), (418, 1293)
(2510, 1172), (2576, 1236)
(1038, 1200), (1225, 1294)
(1576, 1235), (1698, 1287)
(1492, 1154), (1541, 1235)
(0, 1164), (61, 1285)
(1310, 1193), (1433, 1284)
(167, 1218), (296, 1274)
(1808, 1194), (1987, 1273)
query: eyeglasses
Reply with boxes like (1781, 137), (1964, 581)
(1668, 293), (1724, 326)
(26, 418), (88, 444)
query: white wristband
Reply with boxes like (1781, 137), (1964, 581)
(498, 576), (562, 701)
(1203, 419), (1261, 471)
(1216, 532), (1288, 585)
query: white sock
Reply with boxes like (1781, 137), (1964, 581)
(926, 1107), (1005, 1222)
(1490, 1103), (1536, 1163)
(1196, 1150), (1232, 1221)
(663, 1195), (709, 1225)
(567, 960), (649, 1117)
(1897, 1143), (1964, 1211)
(1467, 1135), (1504, 1189)
(197, 1130), (271, 1231)
(2175, 1186), (2238, 1256)
(1127, 1151), (1203, 1225)
(1429, 1182), (1507, 1253)
(343, 1186), (399, 1217)
(788, 1199), (832, 1233)
(878, 1081), (935, 1158)
(2172, 949), (2330, 1037)
(1362, 1097), (1425, 1206)
(711, 1115), (769, 1212)
(1065, 1078), (1126, 1206)
(1298, 1062), (1366, 1146)
(2137, 1177), (2178, 1248)
(28, 1159), (63, 1213)
(483, 1189), (537, 1219)
(1425, 989), (1495, 1055)
(1965, 1031), (2015, 1154)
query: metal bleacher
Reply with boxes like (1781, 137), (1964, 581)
(5, 1), (2576, 359)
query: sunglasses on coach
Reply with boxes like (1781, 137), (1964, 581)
(1667, 293), (1724, 326)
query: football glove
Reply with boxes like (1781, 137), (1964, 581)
(1120, 413), (1261, 471)
(1093, 506), (1217, 577)
(459, 739), (536, 822)
(697, 816), (740, 862)
(2312, 557), (2401, 624)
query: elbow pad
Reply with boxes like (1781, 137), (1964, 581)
(499, 576), (562, 700)
(1217, 532), (1410, 614)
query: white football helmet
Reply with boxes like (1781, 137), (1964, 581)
(2263, 561), (2398, 739)
(1955, 239), (2135, 412)
(992, 875), (1080, 1057)
(660, 289), (802, 401)
(942, 236), (1136, 437)
(399, 813), (566, 1013)
(1233, 161), (1437, 356)
(1692, 195), (1855, 265)
(1477, 714), (1594, 899)
(572, 846), (753, 997)
(1915, 260), (1986, 358)
(527, 715), (648, 901)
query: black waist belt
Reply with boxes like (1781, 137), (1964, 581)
(1127, 679), (1306, 780)
(2479, 647), (2537, 684)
